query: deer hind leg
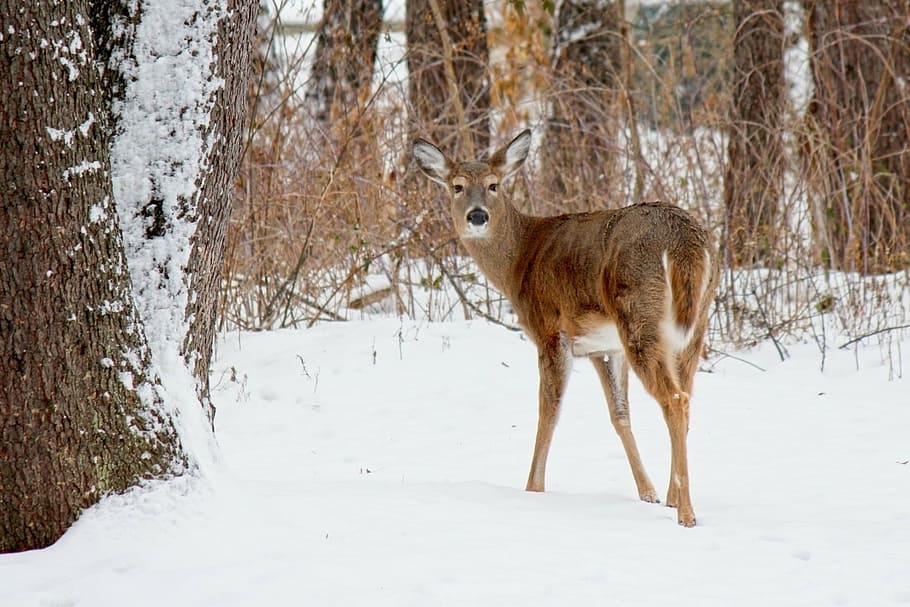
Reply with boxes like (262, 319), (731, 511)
(663, 331), (706, 510)
(590, 352), (659, 503)
(526, 333), (571, 492)
(618, 322), (696, 527)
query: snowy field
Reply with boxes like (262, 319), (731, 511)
(2, 318), (909, 606)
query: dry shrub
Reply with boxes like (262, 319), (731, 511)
(220, 0), (908, 371)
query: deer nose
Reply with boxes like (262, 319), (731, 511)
(466, 208), (489, 226)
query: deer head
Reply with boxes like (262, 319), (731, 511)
(412, 130), (532, 240)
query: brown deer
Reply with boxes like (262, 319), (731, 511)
(413, 129), (717, 526)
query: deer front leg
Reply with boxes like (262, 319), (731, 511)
(526, 333), (571, 492)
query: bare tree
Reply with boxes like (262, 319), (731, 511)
(305, 0), (383, 130)
(724, 0), (785, 267)
(547, 0), (623, 208)
(406, 0), (490, 157)
(0, 0), (256, 552)
(804, 0), (910, 273)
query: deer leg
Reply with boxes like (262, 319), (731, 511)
(620, 327), (696, 527)
(667, 331), (704, 507)
(526, 333), (571, 492)
(660, 391), (693, 526)
(590, 353), (659, 503)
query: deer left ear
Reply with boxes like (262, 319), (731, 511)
(491, 129), (531, 178)
(413, 139), (451, 185)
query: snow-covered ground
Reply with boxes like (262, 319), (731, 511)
(2, 318), (908, 606)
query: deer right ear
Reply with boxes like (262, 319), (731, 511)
(490, 129), (531, 178)
(413, 139), (450, 185)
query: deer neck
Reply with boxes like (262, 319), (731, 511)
(460, 202), (532, 301)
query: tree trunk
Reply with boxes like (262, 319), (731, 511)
(547, 0), (623, 209)
(724, 0), (785, 268)
(306, 0), (383, 129)
(110, 0), (257, 424)
(0, 0), (256, 552)
(804, 0), (910, 273)
(183, 0), (258, 417)
(406, 0), (490, 157)
(0, 0), (184, 553)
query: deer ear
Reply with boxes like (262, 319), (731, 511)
(491, 129), (531, 178)
(413, 139), (451, 185)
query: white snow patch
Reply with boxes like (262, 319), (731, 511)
(62, 160), (102, 181)
(0, 320), (907, 605)
(46, 113), (95, 147)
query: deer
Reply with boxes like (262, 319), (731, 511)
(412, 129), (718, 526)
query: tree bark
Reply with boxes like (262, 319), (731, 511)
(547, 0), (623, 208)
(306, 0), (383, 128)
(183, 0), (258, 417)
(804, 0), (910, 272)
(0, 0), (184, 552)
(110, 0), (257, 424)
(724, 0), (785, 268)
(406, 0), (490, 157)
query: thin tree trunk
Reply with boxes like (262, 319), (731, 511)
(547, 0), (622, 210)
(724, 0), (785, 268)
(183, 0), (258, 418)
(804, 0), (910, 273)
(406, 0), (490, 157)
(0, 0), (184, 552)
(306, 0), (383, 129)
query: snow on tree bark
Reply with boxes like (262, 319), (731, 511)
(0, 0), (184, 553)
(110, 0), (256, 426)
(0, 0), (255, 552)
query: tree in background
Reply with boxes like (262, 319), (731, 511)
(305, 0), (383, 131)
(546, 0), (623, 208)
(406, 0), (490, 157)
(804, 0), (910, 273)
(0, 0), (256, 552)
(723, 0), (785, 268)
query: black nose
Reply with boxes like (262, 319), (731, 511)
(466, 208), (489, 226)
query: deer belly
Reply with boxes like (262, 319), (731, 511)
(571, 323), (622, 356)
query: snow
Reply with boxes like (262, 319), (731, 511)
(2, 319), (908, 605)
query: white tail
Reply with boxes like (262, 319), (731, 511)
(413, 130), (718, 526)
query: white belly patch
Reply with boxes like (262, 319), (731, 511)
(571, 323), (622, 356)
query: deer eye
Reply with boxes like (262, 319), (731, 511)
(452, 184), (464, 194)
(488, 183), (498, 193)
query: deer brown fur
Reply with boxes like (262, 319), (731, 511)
(413, 129), (718, 526)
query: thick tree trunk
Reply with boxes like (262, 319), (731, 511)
(406, 0), (490, 157)
(724, 0), (785, 268)
(306, 0), (383, 128)
(547, 0), (622, 208)
(804, 0), (910, 273)
(0, 0), (184, 553)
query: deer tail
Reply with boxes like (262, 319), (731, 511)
(661, 248), (712, 352)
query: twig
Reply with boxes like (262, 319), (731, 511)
(838, 324), (910, 350)
(751, 288), (789, 361)
(705, 346), (767, 373)
(405, 228), (521, 332)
